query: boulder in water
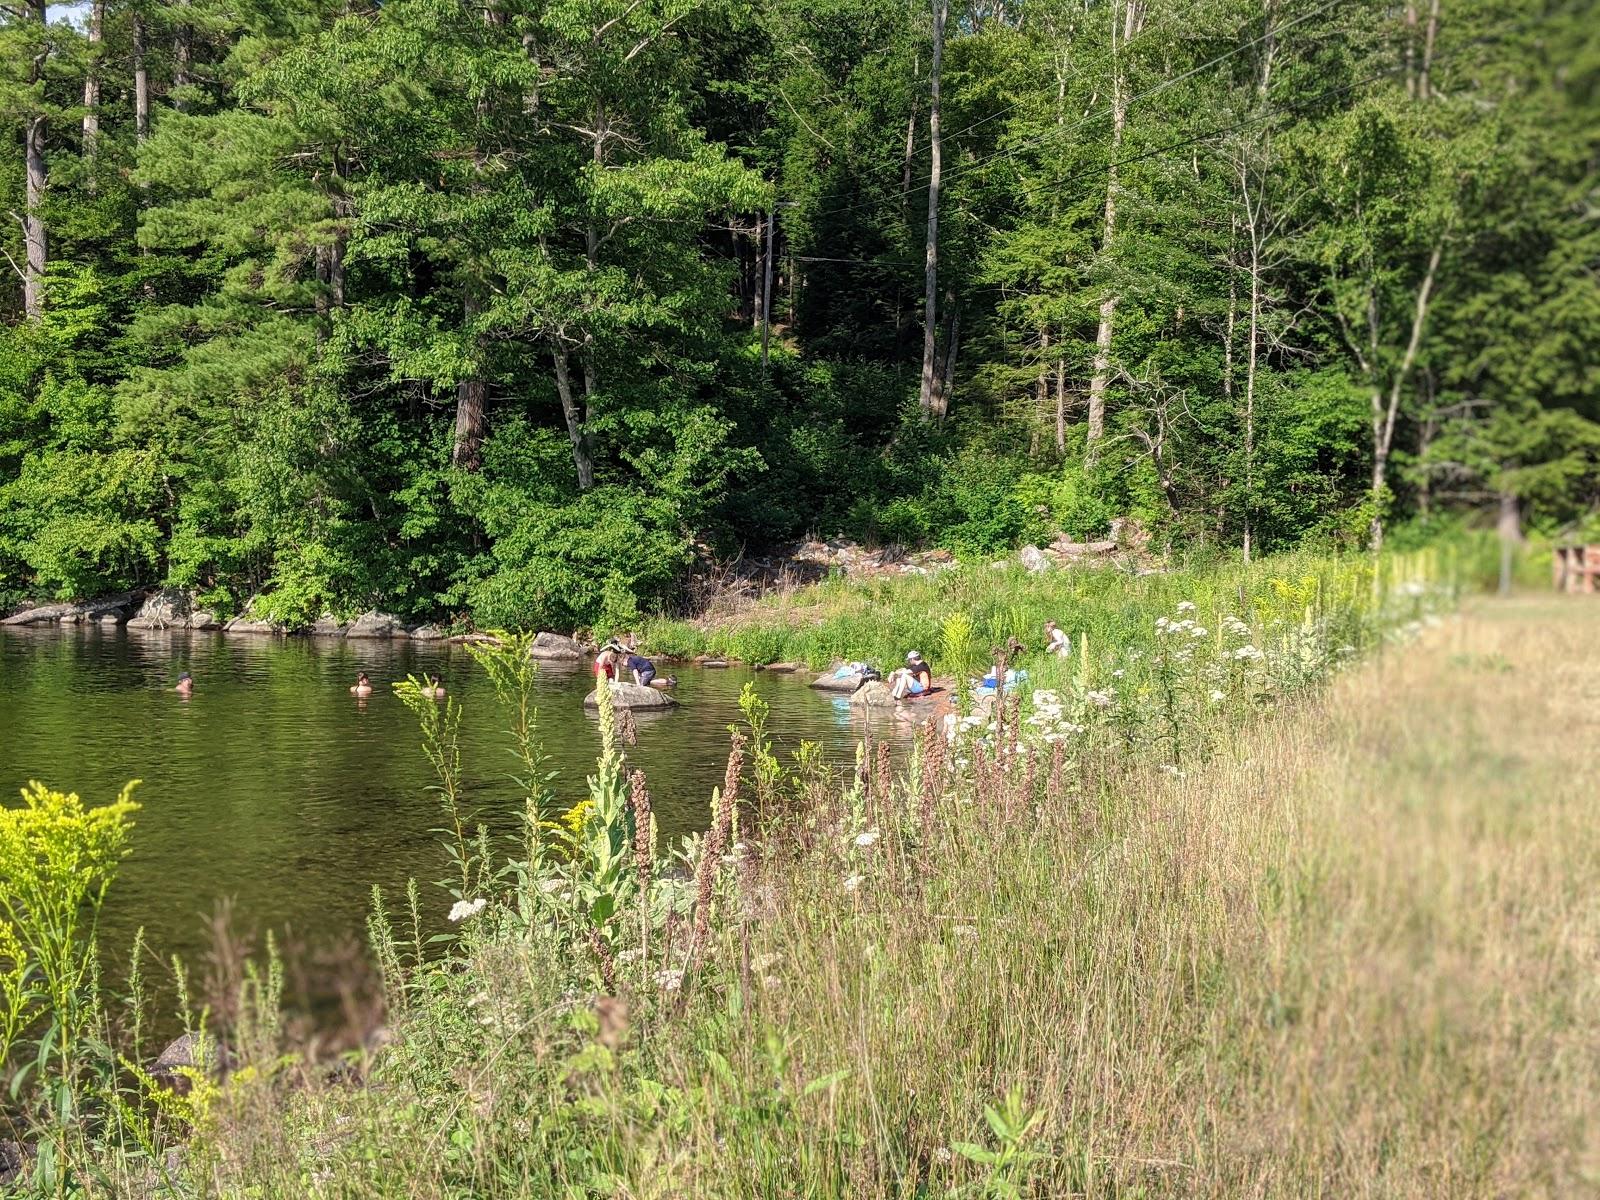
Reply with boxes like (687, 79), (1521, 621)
(849, 680), (896, 708)
(224, 615), (279, 634)
(346, 610), (405, 639)
(189, 611), (222, 631)
(585, 682), (678, 710)
(811, 663), (868, 692)
(530, 631), (585, 660)
(309, 615), (346, 637)
(127, 588), (191, 630)
(409, 624), (446, 641)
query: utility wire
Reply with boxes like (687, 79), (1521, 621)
(805, 0), (1347, 226)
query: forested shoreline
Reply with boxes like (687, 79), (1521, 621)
(2, 0), (1596, 632)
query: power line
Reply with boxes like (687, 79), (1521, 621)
(805, 0), (1347, 226)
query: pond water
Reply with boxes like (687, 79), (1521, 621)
(0, 626), (888, 979)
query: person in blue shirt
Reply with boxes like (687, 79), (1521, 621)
(626, 651), (657, 687)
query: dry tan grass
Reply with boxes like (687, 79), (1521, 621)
(665, 596), (1600, 1197)
(154, 595), (1600, 1199)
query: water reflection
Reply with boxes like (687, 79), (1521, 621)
(0, 626), (897, 969)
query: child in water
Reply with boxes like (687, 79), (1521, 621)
(173, 671), (194, 697)
(351, 672), (373, 698)
(425, 673), (446, 699)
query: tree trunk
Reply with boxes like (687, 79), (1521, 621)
(1420, 0), (1441, 100)
(1369, 239), (1444, 550)
(917, 0), (946, 422)
(133, 14), (151, 143)
(22, 0), (48, 319)
(1085, 0), (1137, 464)
(82, 0), (105, 188)
(760, 208), (776, 368)
(1496, 490), (1519, 596)
(173, 0), (193, 112)
(1054, 359), (1066, 454)
(452, 292), (488, 469)
(1242, 224), (1262, 564)
(554, 346), (595, 490)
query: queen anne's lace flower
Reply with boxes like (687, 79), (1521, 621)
(448, 897), (487, 923)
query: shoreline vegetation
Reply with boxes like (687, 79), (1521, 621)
(10, 544), (1581, 1198)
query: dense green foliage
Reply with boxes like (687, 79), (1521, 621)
(1, 0), (1595, 626)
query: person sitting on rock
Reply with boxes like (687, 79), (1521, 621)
(351, 672), (373, 698)
(625, 650), (657, 688)
(1045, 620), (1070, 656)
(888, 650), (933, 700)
(594, 645), (619, 682)
(174, 671), (194, 697)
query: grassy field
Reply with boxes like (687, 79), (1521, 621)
(60, 590), (1583, 1198)
(637, 542), (1495, 671)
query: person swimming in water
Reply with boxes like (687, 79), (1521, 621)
(351, 672), (373, 698)
(174, 671), (194, 697)
(426, 673), (446, 699)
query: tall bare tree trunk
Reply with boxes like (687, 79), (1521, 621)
(760, 208), (776, 368)
(1085, 0), (1139, 464)
(133, 14), (151, 143)
(22, 0), (48, 319)
(1369, 239), (1444, 552)
(452, 292), (488, 469)
(1054, 359), (1066, 453)
(895, 54), (918, 348)
(173, 0), (193, 112)
(1419, 0), (1441, 100)
(554, 345), (595, 490)
(917, 0), (947, 422)
(1242, 217), (1262, 564)
(82, 0), (104, 189)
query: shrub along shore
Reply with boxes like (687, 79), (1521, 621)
(4, 542), (1556, 1198)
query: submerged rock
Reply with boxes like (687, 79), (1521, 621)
(346, 610), (405, 639)
(584, 682), (678, 710)
(530, 631), (585, 660)
(759, 661), (801, 673)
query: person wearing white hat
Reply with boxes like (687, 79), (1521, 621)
(889, 650), (933, 700)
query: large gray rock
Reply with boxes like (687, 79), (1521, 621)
(188, 610), (222, 631)
(530, 631), (585, 660)
(224, 616), (279, 634)
(849, 680), (897, 708)
(151, 1031), (227, 1092)
(584, 682), (678, 710)
(1019, 544), (1052, 573)
(811, 663), (871, 691)
(3, 591), (140, 626)
(127, 588), (191, 630)
(409, 624), (446, 641)
(346, 610), (405, 639)
(309, 615), (347, 637)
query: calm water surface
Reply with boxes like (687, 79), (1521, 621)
(0, 626), (887, 974)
